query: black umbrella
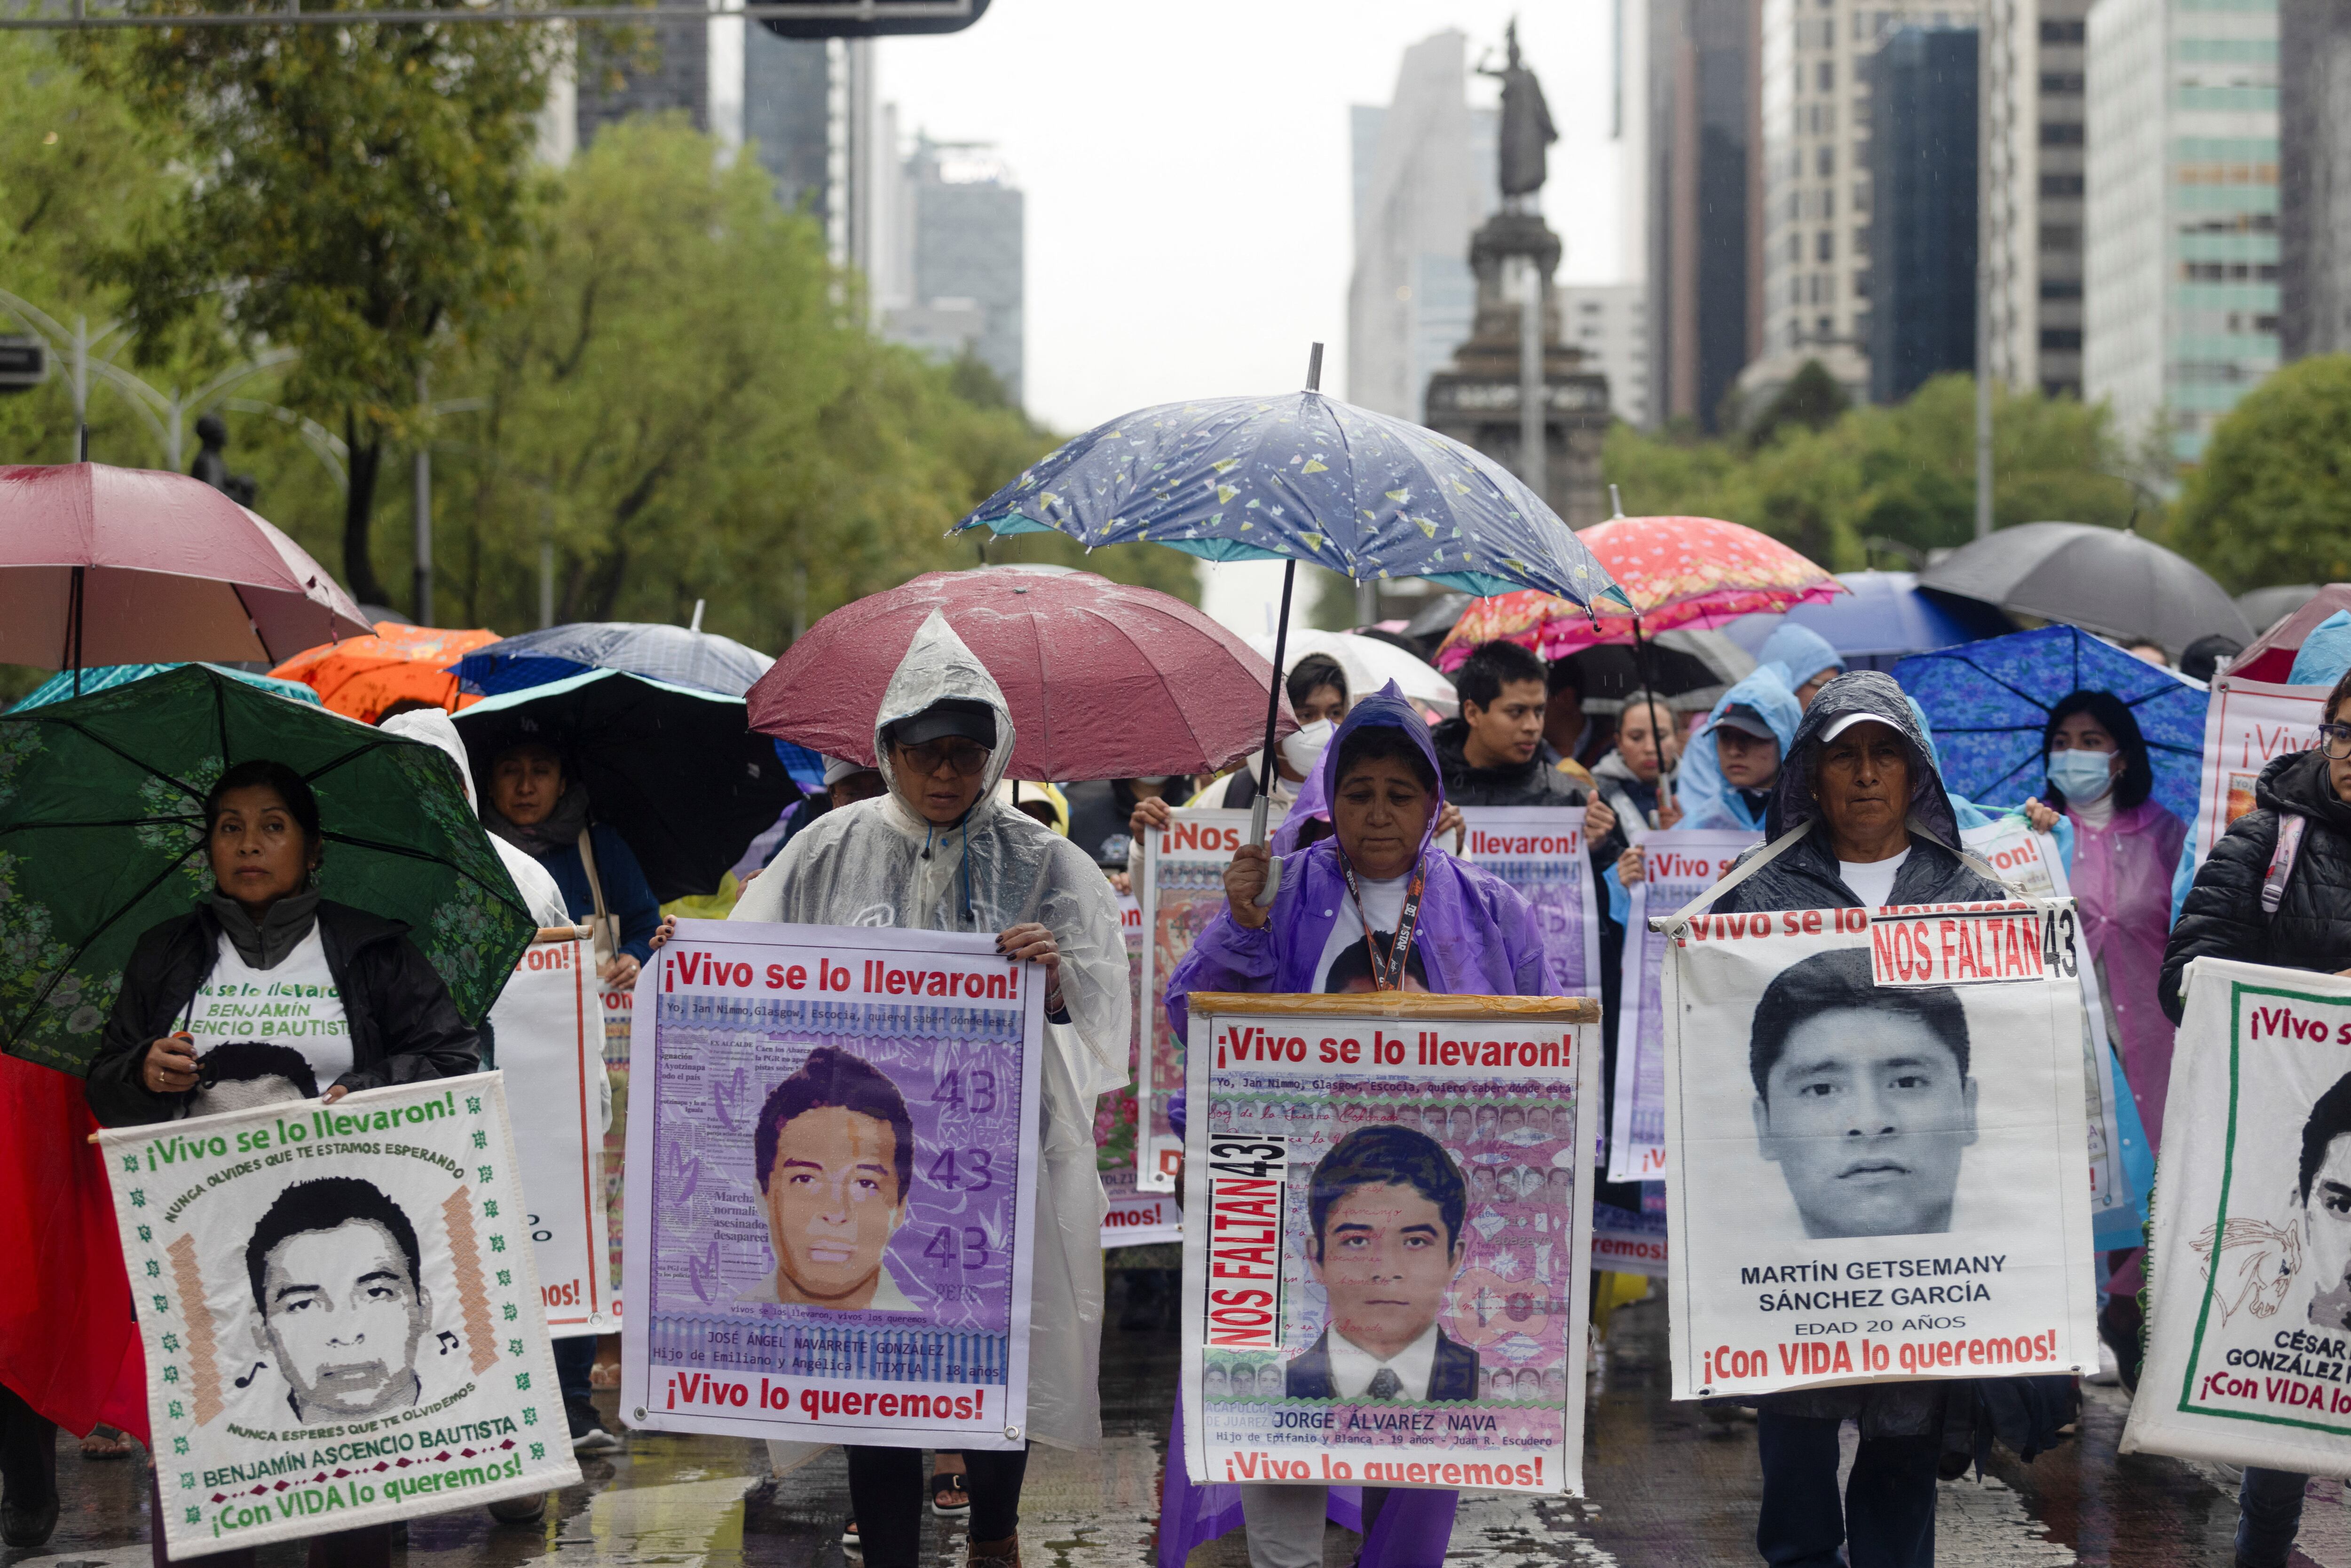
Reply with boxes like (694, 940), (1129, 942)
(1559, 629), (1755, 712)
(450, 668), (797, 901)
(1919, 522), (2253, 656)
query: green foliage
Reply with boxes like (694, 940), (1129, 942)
(2174, 354), (2351, 590)
(1604, 375), (2141, 570)
(1744, 358), (1850, 450)
(68, 6), (557, 603)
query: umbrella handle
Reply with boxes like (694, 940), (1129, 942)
(1249, 791), (1283, 907)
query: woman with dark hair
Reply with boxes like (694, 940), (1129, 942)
(480, 741), (658, 991)
(2021, 690), (2187, 1148)
(1162, 680), (1548, 1568)
(82, 758), (481, 1568)
(1132, 652), (1351, 837)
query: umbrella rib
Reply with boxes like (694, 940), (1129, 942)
(322, 830), (530, 913)
(8, 714), (210, 802)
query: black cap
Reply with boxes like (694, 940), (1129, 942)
(888, 698), (997, 750)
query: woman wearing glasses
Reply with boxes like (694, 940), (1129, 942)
(2162, 663), (2351, 1568)
(723, 609), (1129, 1568)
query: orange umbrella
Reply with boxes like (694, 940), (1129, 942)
(268, 621), (499, 723)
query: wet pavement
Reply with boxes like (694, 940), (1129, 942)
(8, 1284), (2349, 1567)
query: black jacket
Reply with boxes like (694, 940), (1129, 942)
(86, 899), (481, 1127)
(2161, 749), (2351, 1022)
(1283, 1328), (1479, 1401)
(1431, 718), (1593, 809)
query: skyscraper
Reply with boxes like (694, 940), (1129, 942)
(743, 30), (833, 219)
(1746, 0), (1968, 413)
(2279, 0), (2351, 357)
(1981, 0), (2091, 399)
(1640, 0), (1761, 428)
(2084, 0), (2278, 462)
(1346, 31), (1500, 422)
(1561, 284), (1653, 423)
(1867, 26), (1979, 403)
(575, 19), (710, 148)
(899, 137), (1024, 405)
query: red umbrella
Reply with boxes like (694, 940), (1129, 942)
(0, 462), (370, 670)
(751, 565), (1292, 779)
(1434, 515), (1844, 669)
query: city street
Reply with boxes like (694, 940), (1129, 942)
(6, 1290), (2339, 1568)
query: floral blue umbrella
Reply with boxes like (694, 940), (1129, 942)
(951, 349), (1630, 851)
(1893, 624), (2206, 821)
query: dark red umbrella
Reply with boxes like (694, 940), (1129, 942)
(0, 463), (371, 669)
(751, 566), (1293, 778)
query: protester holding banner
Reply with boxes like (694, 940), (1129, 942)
(725, 609), (1128, 1568)
(1433, 641), (1617, 834)
(84, 759), (483, 1568)
(1700, 672), (2024, 1568)
(479, 740), (660, 990)
(1589, 692), (1683, 850)
(2159, 664), (2351, 1568)
(2018, 693), (2186, 1147)
(1663, 665), (1804, 836)
(1163, 681), (1554, 1568)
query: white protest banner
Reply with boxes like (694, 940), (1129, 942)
(2188, 676), (2328, 875)
(1181, 993), (1600, 1497)
(98, 1073), (578, 1558)
(1139, 810), (1249, 1191)
(1659, 898), (2099, 1400)
(1458, 808), (1603, 998)
(621, 920), (1044, 1450)
(1102, 1166), (1183, 1249)
(489, 937), (613, 1336)
(1609, 830), (1758, 1182)
(2123, 960), (2351, 1474)
(600, 981), (632, 1315)
(1959, 817), (2141, 1237)
(1591, 1192), (1669, 1279)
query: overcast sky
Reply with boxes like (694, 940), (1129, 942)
(877, 2), (1625, 638)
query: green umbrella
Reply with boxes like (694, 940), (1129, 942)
(0, 665), (532, 1075)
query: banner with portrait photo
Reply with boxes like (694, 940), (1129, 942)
(2123, 960), (2351, 1475)
(2188, 677), (2329, 876)
(98, 1073), (578, 1559)
(487, 936), (614, 1336)
(1609, 830), (1759, 1182)
(1658, 898), (2100, 1400)
(1457, 808), (1603, 999)
(1959, 816), (2149, 1243)
(1139, 810), (1249, 1191)
(620, 921), (1044, 1450)
(1180, 993), (1601, 1497)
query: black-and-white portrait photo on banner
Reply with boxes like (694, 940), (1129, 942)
(1657, 897), (2101, 1400)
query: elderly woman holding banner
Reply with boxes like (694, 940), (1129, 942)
(1698, 671), (2058, 1568)
(723, 610), (1128, 1568)
(1163, 683), (1552, 1568)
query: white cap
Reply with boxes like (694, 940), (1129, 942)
(821, 755), (875, 787)
(1818, 711), (1897, 743)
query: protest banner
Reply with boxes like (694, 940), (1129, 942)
(98, 1073), (578, 1558)
(2123, 960), (2351, 1474)
(1608, 830), (1758, 1182)
(1592, 1190), (1669, 1279)
(620, 920), (1045, 1450)
(1958, 817), (2146, 1242)
(1139, 810), (1250, 1191)
(488, 937), (613, 1336)
(1097, 894), (1162, 1247)
(2187, 676), (2328, 876)
(1103, 1167), (1183, 1249)
(1458, 808), (1603, 999)
(1180, 992), (1601, 1497)
(1658, 898), (2100, 1400)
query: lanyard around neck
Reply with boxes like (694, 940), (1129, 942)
(1341, 855), (1427, 992)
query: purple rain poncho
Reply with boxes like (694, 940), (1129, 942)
(1163, 681), (1555, 1040)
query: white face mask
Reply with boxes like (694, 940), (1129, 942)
(1280, 718), (1337, 778)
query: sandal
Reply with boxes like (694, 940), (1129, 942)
(931, 1470), (971, 1515)
(79, 1427), (133, 1460)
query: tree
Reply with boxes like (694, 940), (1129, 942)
(1745, 359), (1850, 449)
(70, 6), (554, 606)
(2173, 355), (2351, 590)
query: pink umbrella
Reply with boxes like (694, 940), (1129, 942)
(751, 565), (1293, 779)
(0, 463), (370, 670)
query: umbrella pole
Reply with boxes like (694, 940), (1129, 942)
(1633, 614), (1669, 819)
(68, 566), (83, 698)
(1250, 558), (1298, 851)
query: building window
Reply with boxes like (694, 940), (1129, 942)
(1818, 145), (1836, 177)
(1818, 314), (1835, 339)
(1818, 60), (1836, 90)
(1817, 229), (1835, 261)
(2040, 173), (2085, 196)
(2039, 328), (2083, 349)
(2039, 278), (2084, 299)
(2040, 18), (2085, 41)
(1854, 269), (1871, 298)
(1853, 180), (1870, 212)
(1854, 226), (1870, 256)
(2040, 122), (2085, 147)
(2039, 71), (2086, 93)
(2039, 224), (2081, 251)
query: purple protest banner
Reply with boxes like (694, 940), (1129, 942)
(620, 921), (1045, 1450)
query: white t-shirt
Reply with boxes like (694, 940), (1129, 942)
(1838, 847), (1912, 909)
(183, 928), (354, 1091)
(1311, 871), (1413, 992)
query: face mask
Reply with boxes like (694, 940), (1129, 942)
(2047, 749), (2118, 803)
(1280, 719), (1336, 778)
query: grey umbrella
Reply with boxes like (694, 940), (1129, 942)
(2236, 583), (2322, 638)
(1918, 522), (2252, 657)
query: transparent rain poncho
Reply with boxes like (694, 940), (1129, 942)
(733, 609), (1129, 1452)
